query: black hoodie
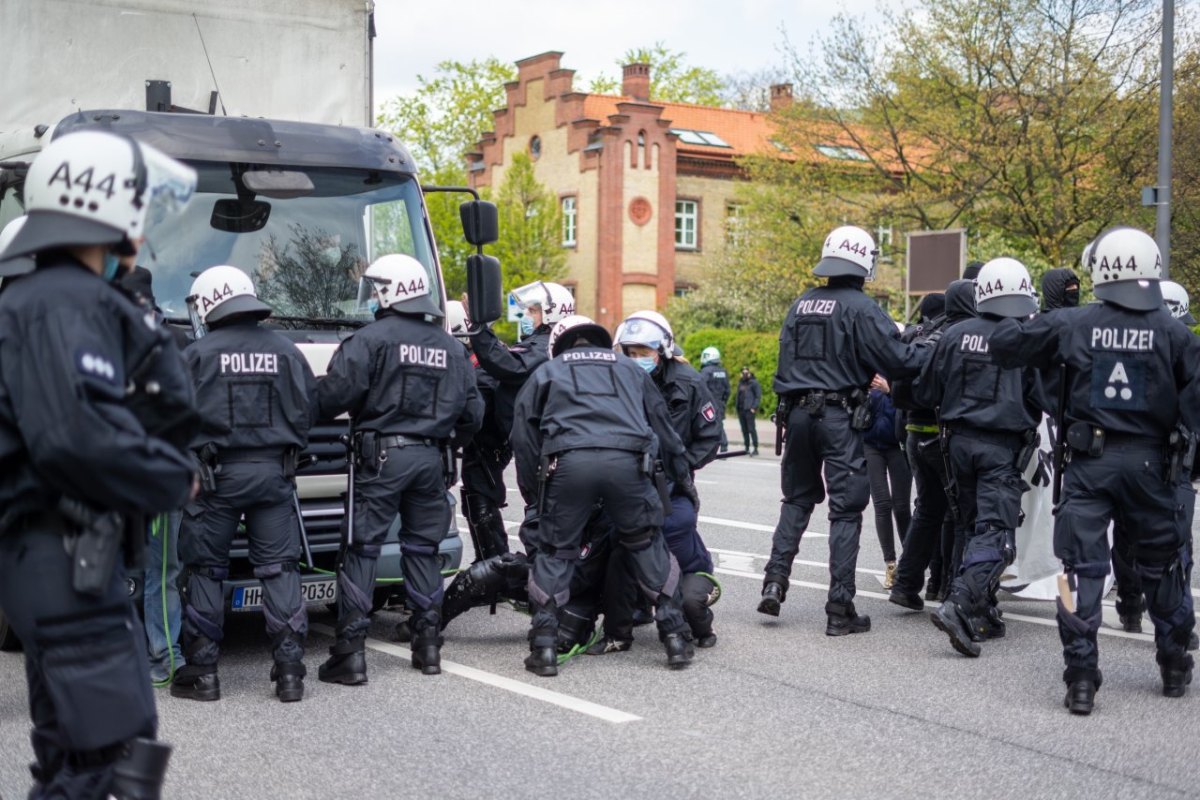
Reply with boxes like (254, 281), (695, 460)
(1040, 268), (1080, 311)
(944, 279), (977, 322)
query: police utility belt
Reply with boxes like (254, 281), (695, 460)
(353, 431), (439, 466)
(1063, 422), (1195, 482)
(942, 422), (1039, 473)
(782, 389), (872, 431)
(7, 498), (133, 598)
(196, 445), (300, 492)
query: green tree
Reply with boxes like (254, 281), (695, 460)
(588, 43), (726, 105)
(376, 58), (516, 294)
(488, 152), (567, 293)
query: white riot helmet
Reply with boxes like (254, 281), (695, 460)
(1086, 226), (1162, 311)
(510, 280), (576, 325)
(445, 299), (470, 341)
(1161, 280), (1196, 324)
(700, 346), (720, 365)
(549, 314), (613, 357)
(617, 310), (675, 357)
(814, 225), (878, 280)
(187, 265), (271, 336)
(0, 217), (34, 277)
(358, 253), (443, 318)
(974, 257), (1037, 318)
(0, 130), (195, 263)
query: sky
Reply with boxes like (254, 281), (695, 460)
(371, 0), (885, 109)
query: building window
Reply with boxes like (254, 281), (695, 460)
(562, 196), (577, 247)
(675, 200), (698, 250)
(637, 131), (646, 169)
(529, 135), (542, 161)
(726, 203), (747, 247)
(876, 222), (893, 263)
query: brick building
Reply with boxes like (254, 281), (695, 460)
(467, 51), (894, 329)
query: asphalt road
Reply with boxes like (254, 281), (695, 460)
(2, 421), (1199, 799)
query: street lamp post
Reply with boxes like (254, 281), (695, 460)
(1158, 0), (1175, 278)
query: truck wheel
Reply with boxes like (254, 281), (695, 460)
(0, 608), (22, 652)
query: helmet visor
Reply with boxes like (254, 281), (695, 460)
(356, 274), (384, 312)
(510, 281), (549, 312)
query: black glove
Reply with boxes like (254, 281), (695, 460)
(679, 479), (701, 514)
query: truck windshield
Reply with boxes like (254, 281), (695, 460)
(142, 163), (440, 322)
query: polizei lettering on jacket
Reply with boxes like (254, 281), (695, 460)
(398, 344), (448, 369)
(795, 299), (837, 316)
(959, 333), (989, 354)
(563, 350), (617, 362)
(220, 353), (279, 374)
(1089, 328), (1154, 351)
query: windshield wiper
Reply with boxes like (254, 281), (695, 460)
(270, 315), (367, 330)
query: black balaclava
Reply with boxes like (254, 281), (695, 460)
(1041, 268), (1080, 311)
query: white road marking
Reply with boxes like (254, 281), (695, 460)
(700, 515), (829, 538)
(708, 546), (884, 575)
(309, 623), (641, 724)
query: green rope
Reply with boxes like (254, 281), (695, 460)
(556, 625), (604, 666)
(151, 514), (175, 689)
(696, 571), (723, 606)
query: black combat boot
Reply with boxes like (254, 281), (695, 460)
(170, 666), (220, 701)
(930, 601), (980, 657)
(391, 618), (413, 643)
(525, 646), (558, 677)
(1190, 631), (1199, 652)
(1064, 680), (1097, 715)
(1158, 652), (1194, 698)
(825, 601), (871, 636)
(694, 628), (718, 648)
(757, 575), (787, 617)
(411, 620), (443, 676)
(270, 662), (305, 702)
(888, 588), (924, 611)
(664, 632), (694, 668)
(983, 605), (1006, 639)
(318, 638), (367, 685)
(108, 739), (172, 800)
(1115, 594), (1145, 634)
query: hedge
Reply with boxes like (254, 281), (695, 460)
(682, 328), (779, 418)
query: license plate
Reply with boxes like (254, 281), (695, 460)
(231, 579), (337, 611)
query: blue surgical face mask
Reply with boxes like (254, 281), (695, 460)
(518, 316), (535, 336)
(634, 356), (657, 374)
(102, 251), (121, 282)
(367, 299), (380, 315)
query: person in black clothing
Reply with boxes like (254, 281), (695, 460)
(991, 227), (1200, 714)
(317, 254), (483, 682)
(863, 374), (912, 588)
(171, 266), (317, 703)
(0, 130), (199, 798)
(586, 310), (723, 653)
(700, 347), (732, 452)
(1040, 268), (1080, 313)
(736, 367), (762, 455)
(917, 259), (1042, 657)
(511, 314), (698, 675)
(759, 225), (929, 634)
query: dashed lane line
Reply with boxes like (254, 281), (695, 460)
(309, 623), (641, 724)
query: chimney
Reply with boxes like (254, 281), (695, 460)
(769, 83), (794, 112)
(622, 63), (651, 101)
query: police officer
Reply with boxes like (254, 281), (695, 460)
(170, 265), (317, 703)
(318, 254), (483, 682)
(0, 131), (198, 798)
(512, 314), (698, 675)
(991, 227), (1200, 714)
(916, 259), (1042, 657)
(759, 225), (928, 634)
(464, 281), (573, 553)
(587, 311), (722, 653)
(699, 346), (732, 453)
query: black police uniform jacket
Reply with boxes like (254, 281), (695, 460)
(469, 324), (552, 438)
(657, 359), (722, 471)
(510, 346), (690, 505)
(184, 319), (317, 452)
(699, 361), (731, 409)
(774, 280), (927, 396)
(990, 303), (1200, 438)
(0, 256), (196, 526)
(317, 309), (484, 443)
(915, 313), (1042, 433)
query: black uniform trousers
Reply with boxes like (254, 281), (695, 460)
(1111, 487), (1196, 621)
(765, 404), (870, 606)
(1055, 441), (1196, 685)
(337, 444), (449, 641)
(459, 443), (511, 561)
(894, 431), (951, 597)
(600, 495), (715, 641)
(0, 519), (156, 792)
(527, 448), (688, 650)
(944, 429), (1024, 614)
(738, 409), (758, 450)
(179, 460), (307, 670)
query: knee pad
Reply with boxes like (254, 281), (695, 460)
(34, 608), (155, 752)
(400, 540), (439, 559)
(347, 542), (382, 560)
(617, 529), (655, 552)
(252, 562), (297, 580)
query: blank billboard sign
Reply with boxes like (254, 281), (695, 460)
(906, 229), (966, 294)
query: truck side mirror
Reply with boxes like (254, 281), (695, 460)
(460, 200), (498, 246)
(466, 254), (503, 324)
